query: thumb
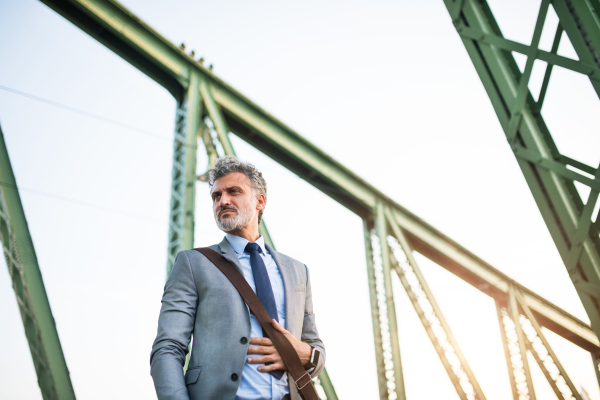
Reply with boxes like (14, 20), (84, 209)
(272, 319), (286, 333)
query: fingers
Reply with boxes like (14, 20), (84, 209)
(271, 319), (289, 334)
(247, 346), (276, 355)
(249, 337), (273, 346)
(247, 354), (277, 364)
(258, 361), (285, 372)
(247, 346), (286, 372)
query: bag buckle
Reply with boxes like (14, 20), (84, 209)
(294, 372), (312, 391)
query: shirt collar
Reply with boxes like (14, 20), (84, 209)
(225, 233), (266, 255)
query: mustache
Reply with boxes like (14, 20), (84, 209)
(217, 205), (238, 217)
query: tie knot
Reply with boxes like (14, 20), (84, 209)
(244, 242), (262, 254)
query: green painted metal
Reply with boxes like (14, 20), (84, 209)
(166, 72), (201, 276)
(442, 0), (600, 340)
(374, 201), (405, 400)
(386, 208), (486, 400)
(535, 23), (563, 112)
(516, 290), (583, 400)
(33, 0), (600, 396)
(198, 120), (218, 169)
(30, 1), (595, 337)
(0, 124), (76, 400)
(526, 341), (567, 400)
(495, 301), (519, 400)
(316, 369), (339, 400)
(363, 218), (388, 399)
(258, 222), (275, 251)
(388, 205), (597, 352)
(509, 286), (536, 400)
(41, 0), (599, 352)
(200, 79), (236, 157)
(593, 352), (600, 389)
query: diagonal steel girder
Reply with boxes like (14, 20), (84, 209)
(166, 71), (201, 276)
(441, 0), (600, 339)
(386, 209), (486, 400)
(39, 0), (599, 357)
(516, 289), (583, 400)
(0, 124), (76, 400)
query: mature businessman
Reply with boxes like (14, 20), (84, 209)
(151, 156), (325, 400)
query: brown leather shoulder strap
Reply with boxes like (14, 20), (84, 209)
(194, 247), (319, 400)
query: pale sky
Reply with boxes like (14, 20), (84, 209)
(1, 0), (599, 399)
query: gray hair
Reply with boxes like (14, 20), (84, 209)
(208, 156), (267, 224)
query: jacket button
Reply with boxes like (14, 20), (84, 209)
(240, 337), (248, 344)
(231, 373), (238, 381)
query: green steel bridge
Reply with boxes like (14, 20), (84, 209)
(2, 0), (600, 399)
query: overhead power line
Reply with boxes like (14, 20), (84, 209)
(0, 180), (164, 225)
(0, 181), (220, 237)
(0, 84), (171, 141)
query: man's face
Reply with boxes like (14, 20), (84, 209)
(211, 172), (263, 232)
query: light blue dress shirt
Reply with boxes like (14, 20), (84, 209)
(226, 234), (290, 400)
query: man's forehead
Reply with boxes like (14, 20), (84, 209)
(211, 172), (251, 191)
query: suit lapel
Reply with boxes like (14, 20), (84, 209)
(217, 237), (244, 275)
(265, 243), (294, 327)
(216, 237), (252, 319)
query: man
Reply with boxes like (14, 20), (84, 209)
(150, 156), (325, 400)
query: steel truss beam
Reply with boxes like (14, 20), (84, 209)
(510, 286), (537, 400)
(0, 125), (76, 400)
(497, 285), (583, 400)
(34, 0), (600, 398)
(496, 301), (534, 400)
(364, 217), (390, 399)
(373, 202), (407, 400)
(518, 292), (582, 400)
(442, 0), (600, 339)
(496, 301), (520, 400)
(39, 0), (598, 353)
(166, 72), (201, 275)
(385, 208), (485, 400)
(593, 352), (600, 389)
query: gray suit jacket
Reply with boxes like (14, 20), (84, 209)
(150, 238), (325, 400)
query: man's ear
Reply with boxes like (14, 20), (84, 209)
(256, 194), (266, 210)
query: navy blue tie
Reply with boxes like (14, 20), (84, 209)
(244, 242), (283, 379)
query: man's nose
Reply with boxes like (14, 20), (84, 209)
(219, 193), (231, 206)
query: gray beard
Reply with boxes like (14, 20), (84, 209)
(215, 204), (254, 232)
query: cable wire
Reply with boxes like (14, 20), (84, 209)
(0, 180), (164, 225)
(0, 181), (220, 237)
(0, 84), (170, 141)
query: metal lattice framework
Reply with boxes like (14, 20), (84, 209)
(0, 126), (75, 400)
(387, 226), (485, 400)
(495, 285), (584, 400)
(444, 0), (600, 339)
(166, 98), (194, 274)
(2, 0), (600, 399)
(497, 304), (533, 400)
(369, 229), (405, 400)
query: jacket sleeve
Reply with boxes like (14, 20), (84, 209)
(300, 264), (326, 378)
(150, 251), (198, 400)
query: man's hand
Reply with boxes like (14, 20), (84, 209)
(246, 319), (312, 372)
